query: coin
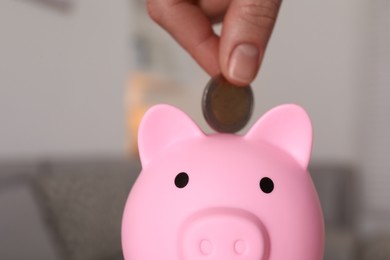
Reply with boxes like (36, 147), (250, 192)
(202, 75), (254, 133)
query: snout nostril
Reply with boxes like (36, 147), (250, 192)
(199, 239), (213, 255)
(181, 209), (267, 260)
(234, 239), (247, 255)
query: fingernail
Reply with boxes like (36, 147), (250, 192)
(228, 43), (259, 84)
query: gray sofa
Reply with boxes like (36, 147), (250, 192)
(0, 158), (386, 260)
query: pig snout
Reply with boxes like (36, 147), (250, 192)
(180, 208), (269, 260)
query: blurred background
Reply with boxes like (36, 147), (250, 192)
(0, 0), (389, 259)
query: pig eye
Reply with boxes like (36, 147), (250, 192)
(259, 177), (274, 193)
(175, 172), (189, 188)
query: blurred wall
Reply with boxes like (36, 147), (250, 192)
(356, 0), (390, 235)
(0, 0), (129, 159)
(0, 0), (368, 162)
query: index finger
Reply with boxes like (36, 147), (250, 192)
(147, 0), (221, 76)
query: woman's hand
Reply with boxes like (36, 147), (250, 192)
(147, 0), (282, 86)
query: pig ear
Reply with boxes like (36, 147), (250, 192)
(245, 104), (313, 169)
(138, 104), (204, 166)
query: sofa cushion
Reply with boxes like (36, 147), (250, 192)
(310, 164), (356, 228)
(33, 158), (140, 260)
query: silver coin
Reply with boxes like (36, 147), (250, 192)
(202, 75), (254, 133)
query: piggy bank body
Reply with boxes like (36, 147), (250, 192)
(122, 104), (324, 260)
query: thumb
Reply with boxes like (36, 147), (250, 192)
(220, 0), (281, 86)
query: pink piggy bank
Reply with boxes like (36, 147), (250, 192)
(122, 104), (324, 260)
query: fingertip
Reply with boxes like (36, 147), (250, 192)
(227, 43), (260, 86)
(222, 72), (252, 87)
(219, 0), (281, 86)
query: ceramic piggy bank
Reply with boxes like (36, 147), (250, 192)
(122, 104), (324, 260)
